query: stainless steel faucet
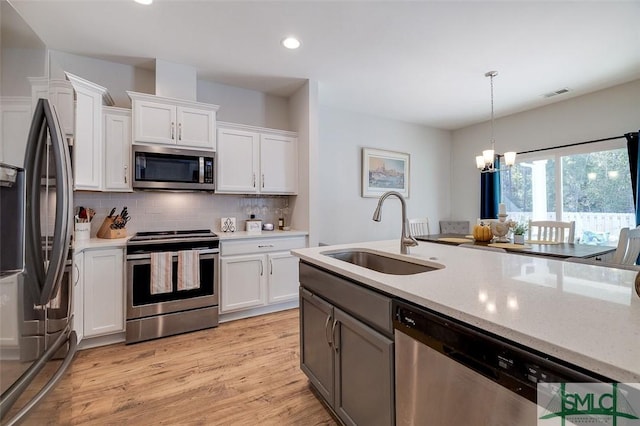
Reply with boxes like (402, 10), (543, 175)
(372, 191), (418, 254)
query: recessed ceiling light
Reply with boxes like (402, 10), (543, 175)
(282, 37), (301, 50)
(134, 0), (153, 5)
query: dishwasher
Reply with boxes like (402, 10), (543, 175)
(393, 300), (613, 426)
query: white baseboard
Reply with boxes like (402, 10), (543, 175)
(219, 300), (299, 323)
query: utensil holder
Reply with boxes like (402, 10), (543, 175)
(74, 222), (91, 241)
(96, 217), (127, 239)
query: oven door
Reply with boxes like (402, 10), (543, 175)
(126, 249), (218, 320)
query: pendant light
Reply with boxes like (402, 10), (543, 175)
(475, 71), (516, 172)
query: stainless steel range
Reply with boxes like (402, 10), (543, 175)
(125, 229), (220, 344)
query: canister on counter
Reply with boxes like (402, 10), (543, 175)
(246, 215), (262, 233)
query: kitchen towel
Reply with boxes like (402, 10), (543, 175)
(150, 252), (173, 294)
(178, 250), (200, 291)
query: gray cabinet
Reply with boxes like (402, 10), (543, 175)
(333, 307), (394, 426)
(299, 263), (394, 426)
(300, 289), (334, 404)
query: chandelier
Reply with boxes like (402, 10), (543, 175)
(475, 71), (516, 172)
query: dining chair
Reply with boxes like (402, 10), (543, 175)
(527, 220), (575, 243)
(459, 243), (507, 253)
(610, 227), (640, 265)
(439, 220), (470, 234)
(409, 218), (430, 236)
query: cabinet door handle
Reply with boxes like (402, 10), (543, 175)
(124, 165), (128, 184)
(262, 174), (265, 188)
(171, 122), (175, 139)
(270, 259), (273, 275)
(324, 314), (332, 347)
(73, 263), (79, 286)
(331, 319), (339, 353)
(258, 244), (274, 248)
(178, 122), (182, 140)
(260, 261), (263, 276)
(252, 173), (256, 188)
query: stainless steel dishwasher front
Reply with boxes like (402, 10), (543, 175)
(395, 330), (535, 425)
(393, 300), (610, 426)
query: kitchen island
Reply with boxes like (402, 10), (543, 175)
(293, 239), (640, 425)
(293, 239), (640, 383)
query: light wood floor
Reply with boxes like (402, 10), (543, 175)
(11, 309), (337, 425)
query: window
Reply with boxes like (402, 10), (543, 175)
(501, 140), (635, 245)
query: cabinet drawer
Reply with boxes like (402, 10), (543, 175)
(221, 236), (305, 256)
(299, 262), (393, 337)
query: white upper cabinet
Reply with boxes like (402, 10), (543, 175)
(28, 77), (75, 137)
(0, 97), (31, 167)
(177, 106), (216, 148)
(260, 133), (298, 194)
(130, 98), (176, 145)
(216, 127), (260, 192)
(67, 72), (114, 191)
(216, 122), (298, 195)
(127, 91), (219, 150)
(103, 107), (132, 191)
(49, 79), (75, 136)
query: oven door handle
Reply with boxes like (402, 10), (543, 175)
(126, 249), (219, 261)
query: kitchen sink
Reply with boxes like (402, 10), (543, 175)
(322, 249), (442, 275)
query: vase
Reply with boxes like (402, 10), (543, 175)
(514, 234), (525, 244)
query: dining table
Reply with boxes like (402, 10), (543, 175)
(415, 233), (617, 260)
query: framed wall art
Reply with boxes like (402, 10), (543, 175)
(361, 148), (410, 198)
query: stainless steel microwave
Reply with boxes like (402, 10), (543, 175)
(132, 145), (215, 191)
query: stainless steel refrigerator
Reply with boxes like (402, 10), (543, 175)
(0, 99), (76, 425)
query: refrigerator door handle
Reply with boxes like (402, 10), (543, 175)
(23, 99), (73, 306)
(39, 101), (73, 306)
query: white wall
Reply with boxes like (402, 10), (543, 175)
(1, 47), (46, 96)
(288, 80), (319, 246)
(49, 50), (155, 108)
(318, 106), (451, 245)
(451, 79), (640, 225)
(198, 79), (290, 130)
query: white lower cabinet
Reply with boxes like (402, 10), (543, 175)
(267, 252), (301, 304)
(75, 247), (125, 340)
(220, 254), (265, 312)
(220, 236), (306, 315)
(72, 252), (84, 344)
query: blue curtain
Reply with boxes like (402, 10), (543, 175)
(480, 156), (501, 219)
(626, 131), (640, 226)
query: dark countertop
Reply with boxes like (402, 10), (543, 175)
(415, 233), (616, 259)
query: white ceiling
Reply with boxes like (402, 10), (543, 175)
(8, 0), (640, 130)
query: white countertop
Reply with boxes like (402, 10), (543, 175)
(292, 239), (640, 383)
(72, 230), (308, 251)
(73, 236), (129, 251)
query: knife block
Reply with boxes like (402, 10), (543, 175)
(96, 217), (127, 239)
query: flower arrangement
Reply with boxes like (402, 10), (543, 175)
(512, 222), (528, 235)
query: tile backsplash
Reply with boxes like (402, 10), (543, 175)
(73, 191), (292, 237)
